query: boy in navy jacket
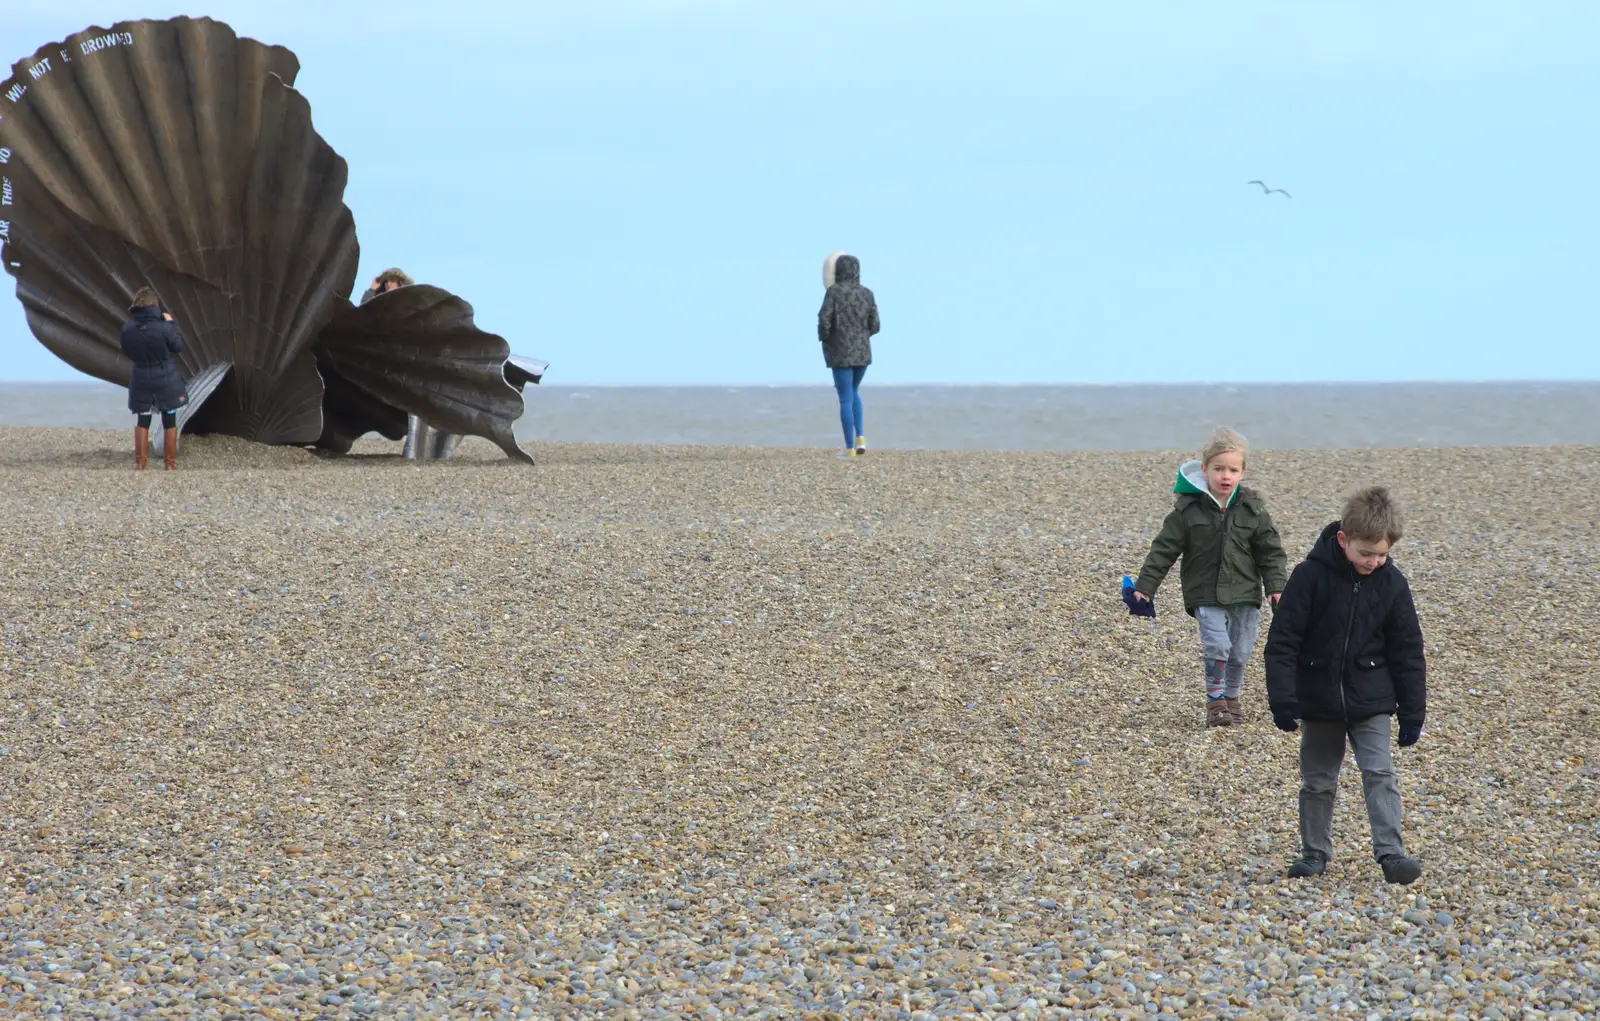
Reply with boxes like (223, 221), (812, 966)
(1265, 486), (1427, 885)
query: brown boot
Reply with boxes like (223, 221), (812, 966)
(163, 427), (178, 470)
(1224, 697), (1244, 724)
(1206, 698), (1233, 727)
(134, 426), (149, 470)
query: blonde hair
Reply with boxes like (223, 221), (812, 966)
(1341, 486), (1404, 545)
(1201, 425), (1248, 467)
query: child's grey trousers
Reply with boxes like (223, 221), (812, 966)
(1299, 715), (1406, 861)
(1195, 605), (1261, 699)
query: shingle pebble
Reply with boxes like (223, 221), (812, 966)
(0, 429), (1594, 1019)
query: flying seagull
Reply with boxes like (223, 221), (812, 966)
(1248, 180), (1291, 199)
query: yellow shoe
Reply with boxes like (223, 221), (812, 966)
(836, 449), (857, 459)
(855, 436), (866, 455)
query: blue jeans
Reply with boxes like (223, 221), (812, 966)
(831, 366), (867, 448)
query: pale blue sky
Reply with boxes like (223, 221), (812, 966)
(3, 1), (1596, 384)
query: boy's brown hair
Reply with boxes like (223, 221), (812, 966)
(1341, 485), (1404, 544)
(128, 285), (160, 311)
(1200, 425), (1248, 467)
(375, 267), (413, 288)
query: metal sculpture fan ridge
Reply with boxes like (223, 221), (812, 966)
(0, 17), (541, 459)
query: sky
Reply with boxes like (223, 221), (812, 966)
(2, 0), (1597, 385)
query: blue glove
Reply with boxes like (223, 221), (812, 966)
(1397, 724), (1422, 747)
(1121, 575), (1156, 618)
(1273, 711), (1299, 733)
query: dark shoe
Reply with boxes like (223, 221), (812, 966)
(1379, 854), (1422, 885)
(1206, 698), (1233, 727)
(134, 426), (149, 470)
(163, 427), (178, 470)
(1286, 851), (1327, 879)
(1223, 696), (1243, 724)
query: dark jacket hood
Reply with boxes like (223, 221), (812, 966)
(1308, 520), (1392, 579)
(816, 253), (879, 369)
(129, 304), (163, 322)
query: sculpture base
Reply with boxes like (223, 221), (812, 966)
(152, 362), (233, 455)
(403, 415), (459, 461)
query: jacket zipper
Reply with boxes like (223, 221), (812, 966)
(1337, 578), (1362, 720)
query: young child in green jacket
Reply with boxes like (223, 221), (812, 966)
(1132, 426), (1289, 726)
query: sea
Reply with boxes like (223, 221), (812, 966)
(3, 381), (1598, 452)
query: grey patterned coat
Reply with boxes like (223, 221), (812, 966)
(817, 255), (879, 369)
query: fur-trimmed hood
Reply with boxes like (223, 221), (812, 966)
(360, 267), (415, 305)
(816, 252), (879, 369)
(822, 251), (861, 288)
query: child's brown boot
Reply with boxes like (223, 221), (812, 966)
(1206, 698), (1233, 727)
(1223, 697), (1244, 724)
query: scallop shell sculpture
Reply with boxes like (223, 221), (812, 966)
(0, 17), (539, 458)
(315, 286), (532, 462)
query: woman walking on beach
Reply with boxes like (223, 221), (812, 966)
(120, 287), (188, 470)
(818, 252), (880, 458)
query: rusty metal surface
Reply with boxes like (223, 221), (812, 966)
(1, 20), (302, 283)
(2, 17), (539, 458)
(315, 286), (532, 463)
(1, 156), (143, 386)
(504, 354), (548, 391)
(314, 356), (411, 455)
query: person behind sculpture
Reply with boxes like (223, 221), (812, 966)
(1265, 485), (1427, 886)
(120, 286), (188, 470)
(817, 253), (879, 458)
(1132, 426), (1288, 726)
(360, 267), (414, 305)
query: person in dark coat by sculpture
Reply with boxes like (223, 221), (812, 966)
(818, 252), (880, 458)
(120, 286), (188, 470)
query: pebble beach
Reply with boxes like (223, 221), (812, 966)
(1, 426), (1596, 1020)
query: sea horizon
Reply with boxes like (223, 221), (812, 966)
(4, 379), (1599, 451)
(5, 377), (1596, 388)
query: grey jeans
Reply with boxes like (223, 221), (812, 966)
(1299, 715), (1405, 861)
(1195, 605), (1261, 698)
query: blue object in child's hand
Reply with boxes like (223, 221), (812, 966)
(1121, 575), (1156, 618)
